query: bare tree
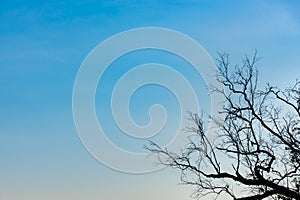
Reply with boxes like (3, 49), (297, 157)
(148, 52), (300, 200)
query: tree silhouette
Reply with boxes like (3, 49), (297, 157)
(149, 52), (300, 200)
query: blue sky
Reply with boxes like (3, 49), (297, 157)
(1, 1), (300, 200)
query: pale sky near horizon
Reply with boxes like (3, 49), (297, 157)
(1, 1), (300, 200)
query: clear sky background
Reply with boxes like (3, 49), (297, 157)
(1, 1), (300, 200)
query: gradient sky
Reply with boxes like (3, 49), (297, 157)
(1, 1), (300, 200)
